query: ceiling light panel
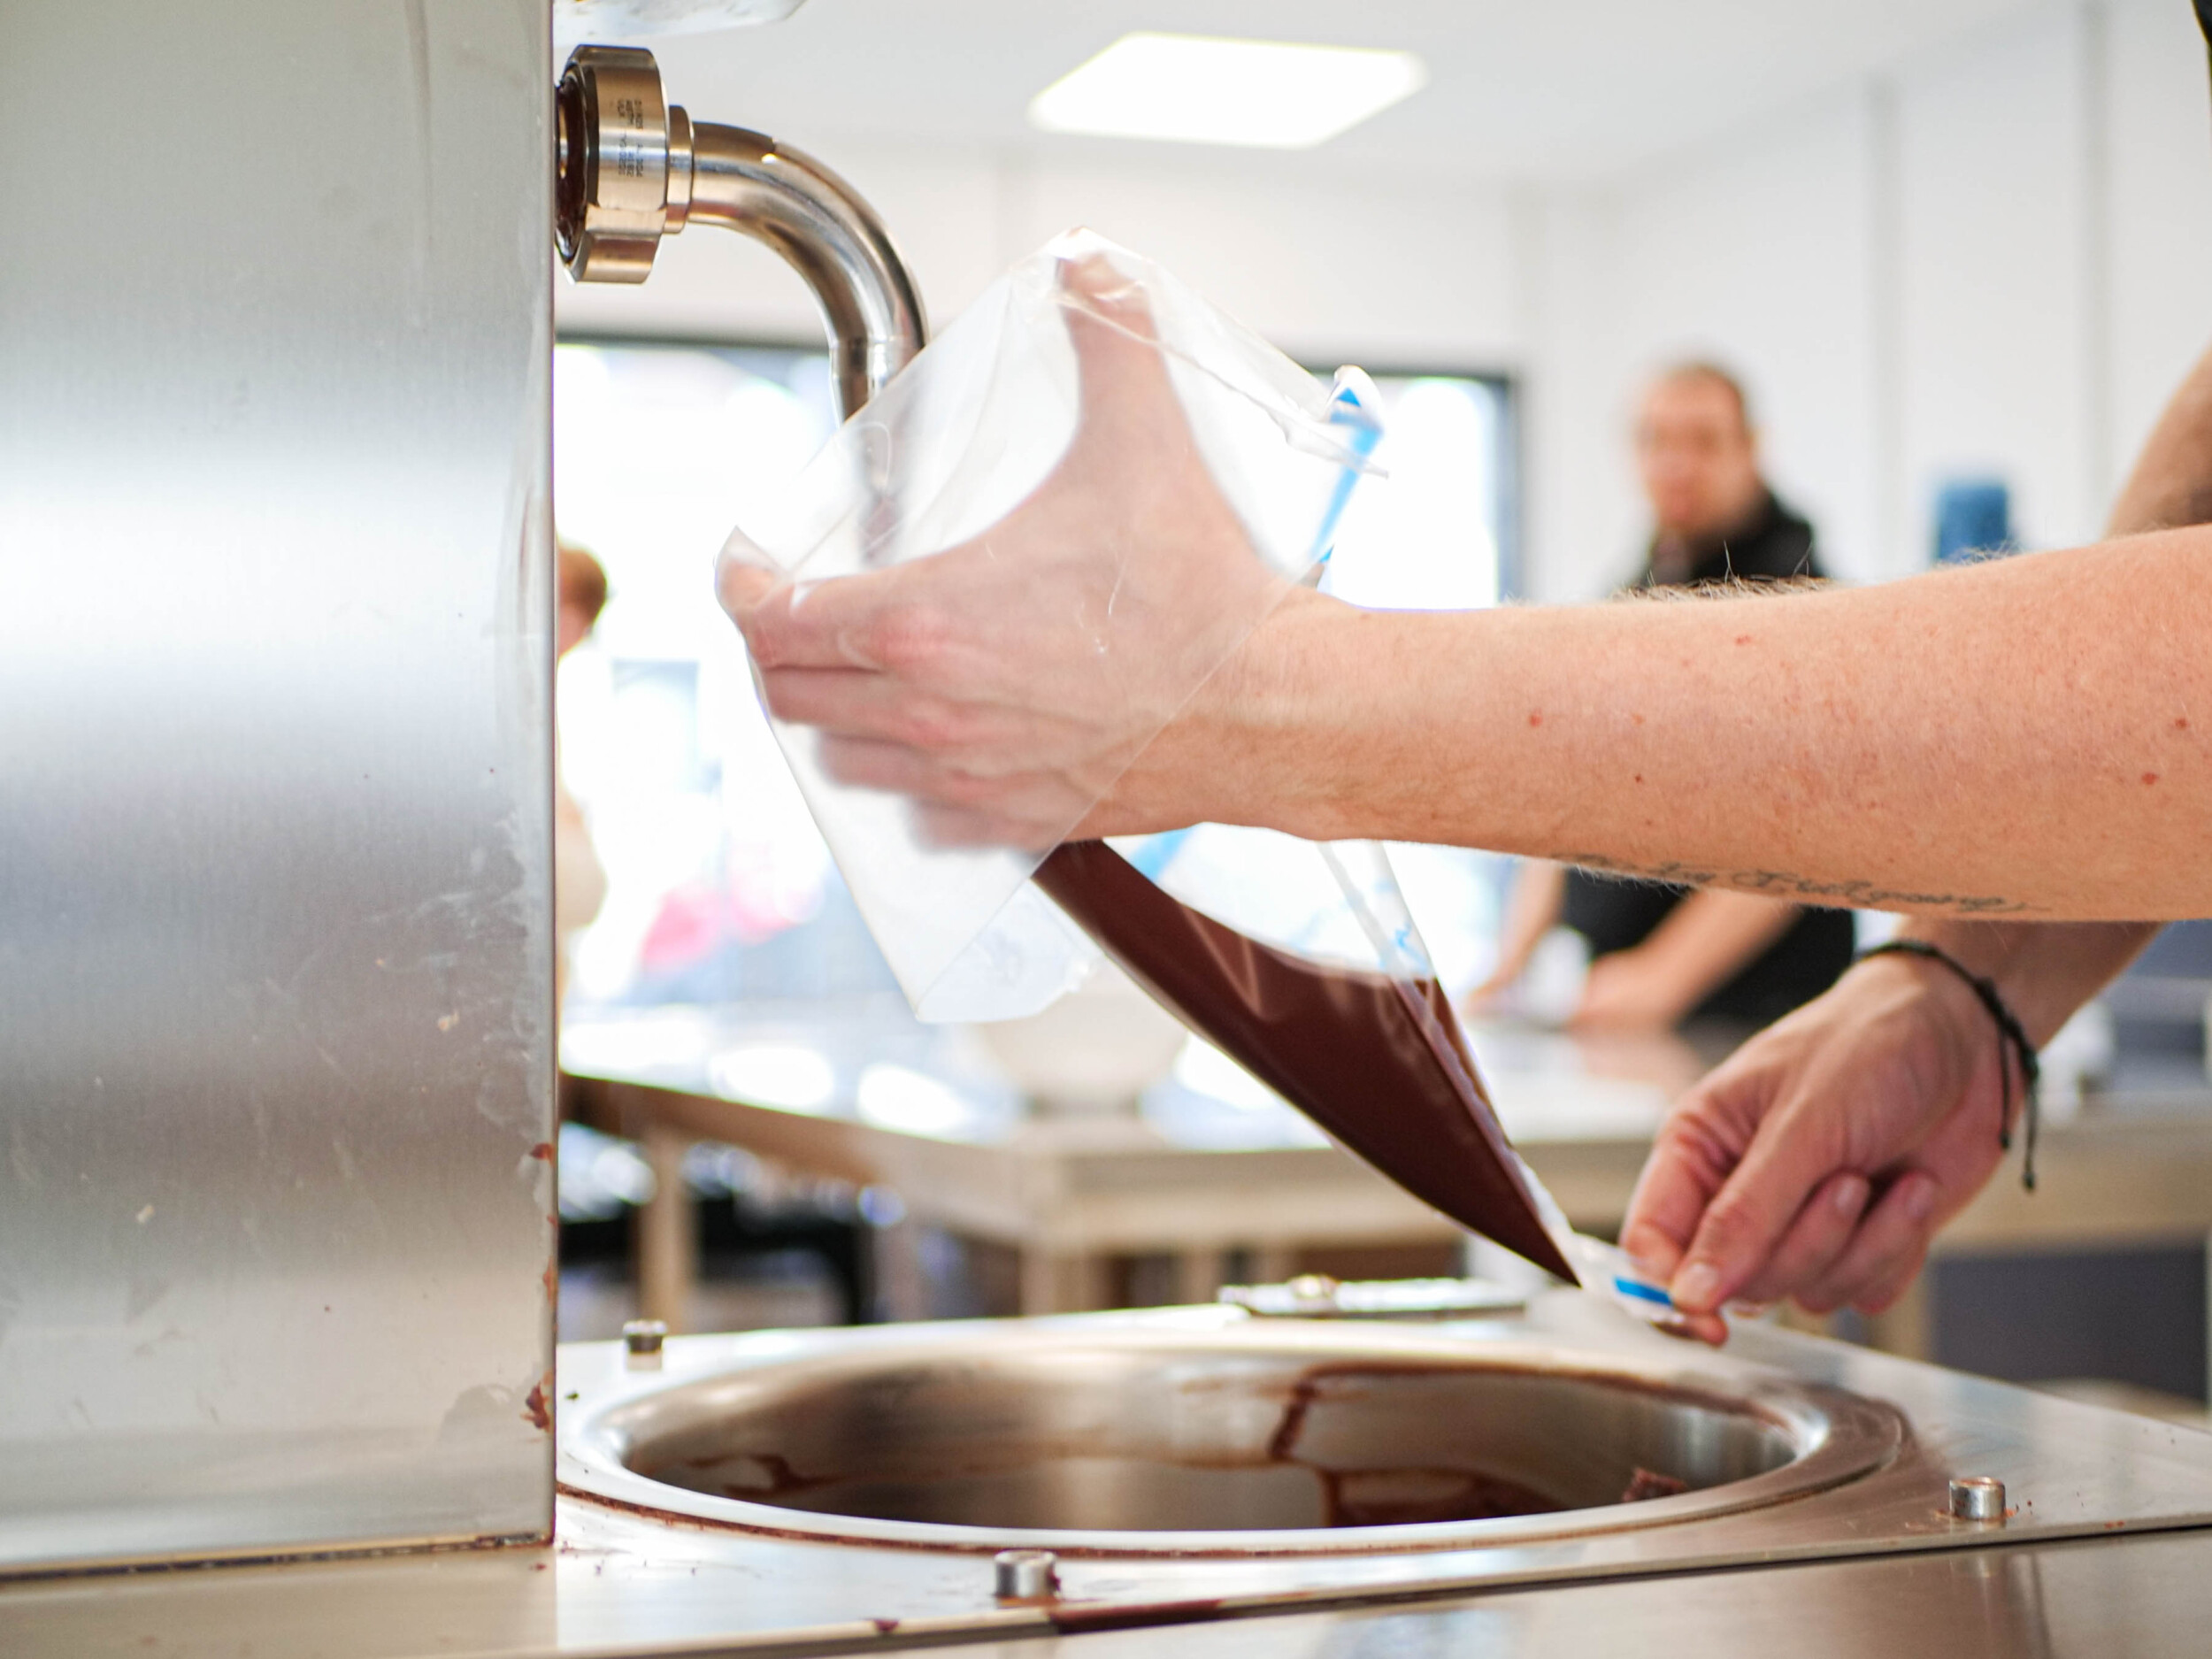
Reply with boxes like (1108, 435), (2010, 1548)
(1028, 33), (1427, 150)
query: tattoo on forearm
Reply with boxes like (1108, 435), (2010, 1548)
(1559, 852), (2035, 915)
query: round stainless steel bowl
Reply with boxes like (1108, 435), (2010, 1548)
(560, 1317), (1904, 1556)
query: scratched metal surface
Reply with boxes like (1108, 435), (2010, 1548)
(0, 0), (557, 1570)
(910, 1532), (2212, 1659)
(5, 1306), (2212, 1652)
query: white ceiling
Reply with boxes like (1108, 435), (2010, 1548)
(634, 0), (2042, 184)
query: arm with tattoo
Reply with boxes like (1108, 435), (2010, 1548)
(1613, 341), (2212, 1337)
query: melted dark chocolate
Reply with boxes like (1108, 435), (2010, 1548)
(1317, 1467), (1563, 1527)
(1034, 841), (1578, 1282)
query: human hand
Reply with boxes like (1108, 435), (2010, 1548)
(1463, 961), (1530, 1017)
(1618, 952), (2012, 1344)
(1570, 947), (1696, 1031)
(718, 253), (1302, 851)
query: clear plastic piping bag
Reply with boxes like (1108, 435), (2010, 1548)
(720, 228), (1382, 1023)
(1034, 828), (1579, 1283)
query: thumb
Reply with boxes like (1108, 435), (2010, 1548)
(715, 530), (782, 620)
(1619, 1107), (1729, 1283)
(715, 536), (804, 669)
(1055, 243), (1179, 445)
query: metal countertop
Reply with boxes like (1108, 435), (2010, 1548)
(9, 1300), (2212, 1657)
(920, 1530), (2212, 1659)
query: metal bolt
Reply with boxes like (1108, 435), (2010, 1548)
(993, 1548), (1058, 1601)
(1948, 1475), (2006, 1522)
(622, 1318), (668, 1371)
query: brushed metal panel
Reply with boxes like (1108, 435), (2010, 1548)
(7, 1308), (2212, 1652)
(0, 0), (556, 1570)
(914, 1534), (2212, 1659)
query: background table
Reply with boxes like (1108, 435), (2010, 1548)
(562, 1002), (2212, 1362)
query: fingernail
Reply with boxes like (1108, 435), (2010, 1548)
(1833, 1174), (1870, 1217)
(1903, 1178), (1937, 1222)
(1673, 1261), (1721, 1312)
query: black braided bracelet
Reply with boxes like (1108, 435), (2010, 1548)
(1856, 939), (2041, 1192)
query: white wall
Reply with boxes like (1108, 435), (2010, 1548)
(1536, 0), (2212, 601)
(559, 0), (2212, 604)
(556, 143), (1524, 373)
(1898, 5), (2096, 560)
(556, 142), (1010, 342)
(1521, 88), (1884, 600)
(2109, 0), (2212, 477)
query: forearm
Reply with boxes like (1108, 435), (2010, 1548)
(1629, 890), (1800, 1009)
(1209, 529), (2212, 920)
(1880, 345), (2212, 1016)
(1609, 345), (2212, 1329)
(1896, 918), (2158, 1046)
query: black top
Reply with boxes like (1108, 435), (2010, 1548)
(1559, 490), (1855, 1028)
(1640, 488), (1817, 588)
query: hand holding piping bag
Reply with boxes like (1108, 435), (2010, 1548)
(718, 247), (1311, 855)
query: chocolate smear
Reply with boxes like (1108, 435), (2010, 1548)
(1620, 1466), (1691, 1503)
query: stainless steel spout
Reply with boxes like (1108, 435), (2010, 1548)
(556, 45), (926, 414)
(682, 123), (926, 414)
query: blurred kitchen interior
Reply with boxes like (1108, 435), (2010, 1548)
(553, 0), (2212, 1417)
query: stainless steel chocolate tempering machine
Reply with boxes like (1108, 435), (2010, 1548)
(8, 3), (2212, 1654)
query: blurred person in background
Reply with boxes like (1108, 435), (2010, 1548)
(1471, 364), (1855, 1030)
(556, 542), (610, 1014)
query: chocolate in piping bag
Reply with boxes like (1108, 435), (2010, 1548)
(1034, 840), (1579, 1284)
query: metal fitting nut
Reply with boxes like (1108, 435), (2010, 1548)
(555, 45), (672, 281)
(1948, 1475), (2006, 1522)
(993, 1548), (1057, 1601)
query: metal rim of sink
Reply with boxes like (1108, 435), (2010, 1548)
(557, 1318), (1907, 1557)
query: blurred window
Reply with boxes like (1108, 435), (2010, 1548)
(553, 339), (1517, 1015)
(1324, 373), (1515, 609)
(1318, 372), (1517, 990)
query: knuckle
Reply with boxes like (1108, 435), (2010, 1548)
(1694, 1191), (1765, 1253)
(945, 770), (1015, 809)
(757, 673), (800, 721)
(1852, 1261), (1924, 1316)
(817, 740), (872, 786)
(864, 605), (951, 676)
(1617, 1218), (1681, 1262)
(739, 595), (797, 666)
(902, 698), (987, 757)
(895, 699), (961, 753)
(1644, 1125), (1724, 1195)
(738, 620), (780, 668)
(922, 766), (983, 806)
